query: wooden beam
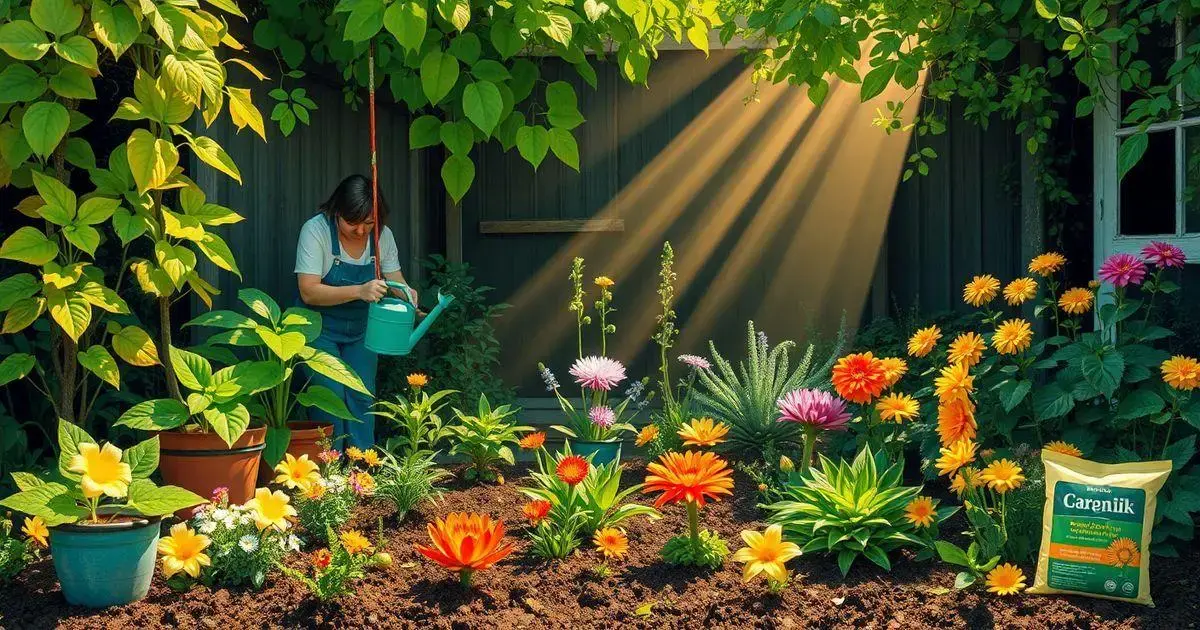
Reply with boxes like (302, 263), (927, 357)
(479, 219), (625, 234)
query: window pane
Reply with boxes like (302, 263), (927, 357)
(1120, 130), (1176, 236)
(1186, 125), (1200, 232)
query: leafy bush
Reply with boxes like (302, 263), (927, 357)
(379, 256), (514, 411)
(0, 516), (35, 583)
(278, 524), (388, 602)
(763, 446), (936, 576)
(661, 530), (729, 569)
(373, 387), (456, 460)
(375, 453), (449, 522)
(294, 477), (357, 546)
(520, 448), (590, 560)
(190, 498), (300, 589)
(694, 320), (844, 453)
(447, 395), (531, 483)
(577, 459), (660, 532)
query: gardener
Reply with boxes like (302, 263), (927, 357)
(295, 174), (417, 449)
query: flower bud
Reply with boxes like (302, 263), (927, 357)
(369, 552), (393, 569)
(779, 455), (794, 472)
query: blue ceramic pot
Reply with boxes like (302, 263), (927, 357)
(49, 515), (161, 608)
(573, 440), (622, 467)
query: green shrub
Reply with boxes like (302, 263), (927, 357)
(661, 530), (728, 569)
(374, 454), (449, 522)
(447, 395), (531, 483)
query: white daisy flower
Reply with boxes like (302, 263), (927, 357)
(198, 520), (217, 534)
(223, 516), (237, 529)
(287, 535), (302, 552)
(238, 535), (259, 553)
(210, 508), (229, 521)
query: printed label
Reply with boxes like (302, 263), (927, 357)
(1047, 481), (1145, 598)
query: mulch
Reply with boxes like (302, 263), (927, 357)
(2, 463), (1197, 629)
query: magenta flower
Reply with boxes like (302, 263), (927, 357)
(589, 406), (615, 428)
(210, 486), (230, 504)
(677, 354), (712, 370)
(1141, 241), (1187, 268)
(569, 356), (627, 391)
(1098, 253), (1148, 287)
(777, 389), (851, 431)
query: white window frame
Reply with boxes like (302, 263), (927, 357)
(1095, 19), (1200, 270)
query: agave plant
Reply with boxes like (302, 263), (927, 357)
(763, 446), (940, 576)
(694, 321), (843, 453)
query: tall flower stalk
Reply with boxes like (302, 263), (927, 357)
(569, 258), (589, 359)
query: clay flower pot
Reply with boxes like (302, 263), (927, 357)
(285, 421), (333, 461)
(158, 427), (266, 513)
(49, 515), (161, 608)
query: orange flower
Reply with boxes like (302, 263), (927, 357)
(1058, 288), (1094, 315)
(1002, 277), (1038, 306)
(519, 432), (547, 450)
(934, 362), (974, 404)
(947, 332), (985, 368)
(643, 451), (734, 508)
(904, 497), (936, 528)
(407, 373), (429, 388)
(523, 499), (552, 525)
(831, 352), (888, 404)
(876, 393), (920, 423)
(312, 548), (332, 571)
(1162, 356), (1200, 391)
(556, 455), (590, 486)
(415, 513), (515, 586)
(879, 357), (908, 388)
(907, 325), (941, 358)
(936, 398), (977, 446)
(635, 424), (659, 447)
(936, 439), (977, 477)
(1104, 537), (1141, 568)
(677, 417), (729, 447)
(1028, 252), (1066, 277)
(992, 319), (1033, 355)
(593, 527), (629, 559)
(963, 275), (1001, 307)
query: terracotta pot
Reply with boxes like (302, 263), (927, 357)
(158, 427), (266, 515)
(257, 422), (334, 483)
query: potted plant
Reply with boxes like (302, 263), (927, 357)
(183, 289), (370, 468)
(114, 344), (282, 507)
(0, 420), (205, 607)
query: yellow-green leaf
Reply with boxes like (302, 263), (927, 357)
(92, 1), (140, 58)
(189, 136), (242, 183)
(54, 36), (99, 70)
(205, 0), (247, 19)
(50, 64), (96, 99)
(32, 0), (83, 36)
(436, 0), (470, 32)
(257, 327), (306, 361)
(130, 260), (174, 297)
(126, 128), (179, 194)
(77, 196), (120, 225)
(46, 287), (92, 342)
(78, 345), (120, 389)
(31, 170), (77, 215)
(0, 226), (59, 265)
(163, 209), (206, 241)
(0, 20), (52, 61)
(23, 101), (70, 158)
(227, 87), (265, 140)
(77, 280), (130, 314)
(62, 224), (102, 256)
(227, 57), (268, 81)
(154, 241), (196, 288)
(634, 601), (656, 617)
(196, 232), (241, 278)
(0, 273), (40, 311)
(42, 261), (85, 289)
(2, 297), (45, 334)
(109, 322), (160, 366)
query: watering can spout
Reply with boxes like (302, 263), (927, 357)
(409, 291), (454, 346)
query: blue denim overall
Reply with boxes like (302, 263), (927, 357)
(305, 215), (377, 449)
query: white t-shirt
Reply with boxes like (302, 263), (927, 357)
(294, 214), (401, 277)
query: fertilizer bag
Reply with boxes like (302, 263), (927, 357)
(1029, 450), (1171, 606)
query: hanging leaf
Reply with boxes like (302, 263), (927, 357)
(46, 287), (92, 342)
(0, 353), (35, 387)
(548, 127), (579, 170)
(54, 36), (99, 70)
(78, 345), (120, 389)
(228, 87), (266, 140)
(127, 128), (179, 194)
(439, 120), (474, 155)
(436, 0), (471, 31)
(0, 20), (52, 61)
(0, 64), (47, 102)
(462, 81), (503, 136)
(384, 0), (427, 53)
(0, 274), (39, 311)
(110, 323), (160, 366)
(409, 115), (442, 149)
(22, 101), (69, 158)
(31, 0), (83, 36)
(420, 51), (459, 105)
(92, 1), (139, 58)
(343, 0), (386, 42)
(516, 125), (549, 169)
(442, 154), (475, 203)
(489, 20), (523, 59)
(1118, 133), (1148, 180)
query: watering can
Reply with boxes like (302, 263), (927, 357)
(365, 281), (454, 356)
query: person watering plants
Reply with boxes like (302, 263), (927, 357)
(295, 174), (417, 448)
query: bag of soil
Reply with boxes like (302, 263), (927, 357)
(1029, 450), (1171, 606)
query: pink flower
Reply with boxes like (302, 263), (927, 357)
(1098, 253), (1148, 287)
(589, 406), (616, 428)
(317, 449), (341, 464)
(569, 356), (627, 392)
(1141, 241), (1187, 268)
(210, 486), (229, 505)
(677, 354), (712, 370)
(777, 389), (851, 431)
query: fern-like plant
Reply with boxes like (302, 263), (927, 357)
(694, 321), (844, 453)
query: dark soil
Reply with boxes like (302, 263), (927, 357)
(2, 464), (1197, 629)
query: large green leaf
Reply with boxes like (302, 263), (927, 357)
(110, 323), (160, 366)
(2, 297), (46, 334)
(409, 114), (442, 149)
(1115, 387), (1164, 420)
(548, 127), (579, 170)
(1081, 350), (1124, 398)
(122, 436), (160, 479)
(186, 309), (256, 329)
(302, 347), (370, 395)
(343, 0), (386, 41)
(55, 36), (99, 70)
(23, 101), (70, 158)
(1118, 133), (1148, 180)
(442, 154), (475, 203)
(197, 232), (241, 277)
(203, 402), (251, 446)
(0, 482), (84, 526)
(32, 0), (83, 36)
(126, 479), (205, 516)
(297, 384), (355, 420)
(0, 226), (59, 265)
(420, 51), (459, 105)
(169, 344), (213, 391)
(490, 20), (523, 59)
(0, 20), (52, 61)
(0, 273), (40, 311)
(516, 125), (549, 169)
(92, 1), (140, 58)
(437, 0), (470, 31)
(280, 307), (322, 342)
(257, 327), (307, 361)
(0, 352), (35, 387)
(264, 426), (291, 468)
(46, 287), (91, 342)
(238, 287), (281, 324)
(115, 398), (190, 431)
(78, 345), (120, 389)
(52, 65), (96, 99)
(384, 0), (427, 53)
(462, 80), (503, 136)
(57, 419), (95, 477)
(0, 64), (47, 102)
(127, 128), (179, 194)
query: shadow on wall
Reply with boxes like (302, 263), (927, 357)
(495, 58), (923, 390)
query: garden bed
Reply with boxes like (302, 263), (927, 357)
(2, 465), (1197, 629)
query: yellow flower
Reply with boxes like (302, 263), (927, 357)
(273, 454), (320, 492)
(68, 442), (132, 499)
(947, 332), (986, 368)
(904, 497), (936, 528)
(1003, 277), (1038, 306)
(677, 417), (730, 448)
(876, 393), (920, 423)
(992, 319), (1033, 355)
(979, 459), (1025, 494)
(950, 466), (981, 496)
(21, 516), (48, 548)
(361, 449), (381, 468)
(907, 325), (942, 358)
(1043, 441), (1082, 457)
(986, 563), (1027, 596)
(1162, 356), (1200, 391)
(1104, 537), (1141, 569)
(1058, 288), (1094, 315)
(733, 524), (801, 585)
(936, 439), (977, 477)
(778, 455), (794, 472)
(593, 527), (629, 559)
(157, 523), (212, 579)
(340, 530), (374, 555)
(407, 373), (429, 388)
(305, 483), (328, 500)
(879, 357), (908, 388)
(245, 488), (297, 532)
(963, 275), (1001, 307)
(594, 276), (615, 288)
(1028, 252), (1067, 277)
(1088, 279), (1101, 289)
(635, 424), (659, 448)
(934, 362), (974, 404)
(346, 446), (365, 461)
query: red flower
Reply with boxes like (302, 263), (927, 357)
(831, 352), (888, 404)
(523, 500), (552, 525)
(312, 549), (332, 571)
(555, 455), (590, 486)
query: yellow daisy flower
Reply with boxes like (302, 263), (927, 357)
(963, 275), (1001, 307)
(986, 563), (1027, 595)
(904, 496), (936, 528)
(979, 459), (1025, 494)
(934, 362), (974, 404)
(936, 439), (977, 477)
(947, 332), (986, 368)
(1058, 288), (1094, 315)
(1028, 252), (1066, 277)
(1003, 277), (1038, 306)
(1162, 355), (1200, 391)
(876, 392), (920, 423)
(1043, 441), (1082, 457)
(907, 325), (942, 358)
(992, 319), (1033, 355)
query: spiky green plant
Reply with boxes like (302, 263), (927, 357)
(763, 446), (946, 577)
(693, 320), (844, 453)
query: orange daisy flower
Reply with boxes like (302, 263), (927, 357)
(556, 455), (590, 486)
(415, 513), (515, 586)
(947, 332), (985, 368)
(936, 397), (977, 446)
(643, 451), (734, 508)
(907, 325), (942, 358)
(523, 500), (552, 525)
(831, 352), (889, 404)
(593, 527), (629, 559)
(519, 432), (547, 450)
(879, 357), (908, 388)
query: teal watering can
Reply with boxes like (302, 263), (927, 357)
(365, 281), (454, 356)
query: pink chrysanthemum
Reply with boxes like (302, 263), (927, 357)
(1098, 253), (1147, 288)
(589, 406), (616, 428)
(777, 389), (851, 431)
(677, 354), (712, 370)
(569, 356), (627, 392)
(1141, 241), (1187, 269)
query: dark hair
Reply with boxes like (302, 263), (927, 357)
(319, 175), (389, 224)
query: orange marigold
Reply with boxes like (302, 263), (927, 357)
(519, 432), (547, 450)
(1028, 252), (1067, 277)
(963, 275), (1001, 307)
(643, 451), (734, 508)
(1058, 288), (1094, 315)
(523, 500), (552, 525)
(934, 362), (974, 404)
(936, 397), (977, 447)
(415, 513), (515, 586)
(947, 332), (986, 368)
(879, 357), (908, 388)
(907, 325), (942, 358)
(831, 352), (889, 404)
(1002, 277), (1039, 306)
(556, 455), (590, 486)
(1162, 356), (1200, 391)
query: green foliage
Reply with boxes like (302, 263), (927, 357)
(694, 320), (845, 453)
(520, 446), (588, 559)
(576, 458), (660, 532)
(763, 446), (939, 577)
(373, 387), (456, 459)
(0, 516), (36, 583)
(378, 256), (514, 412)
(295, 486), (356, 546)
(935, 539), (1001, 591)
(661, 530), (728, 569)
(447, 394), (530, 483)
(188, 494), (299, 589)
(255, 0), (722, 201)
(277, 523), (386, 601)
(374, 452), (449, 521)
(0, 419), (205, 526)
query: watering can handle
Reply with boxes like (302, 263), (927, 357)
(384, 280), (415, 305)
